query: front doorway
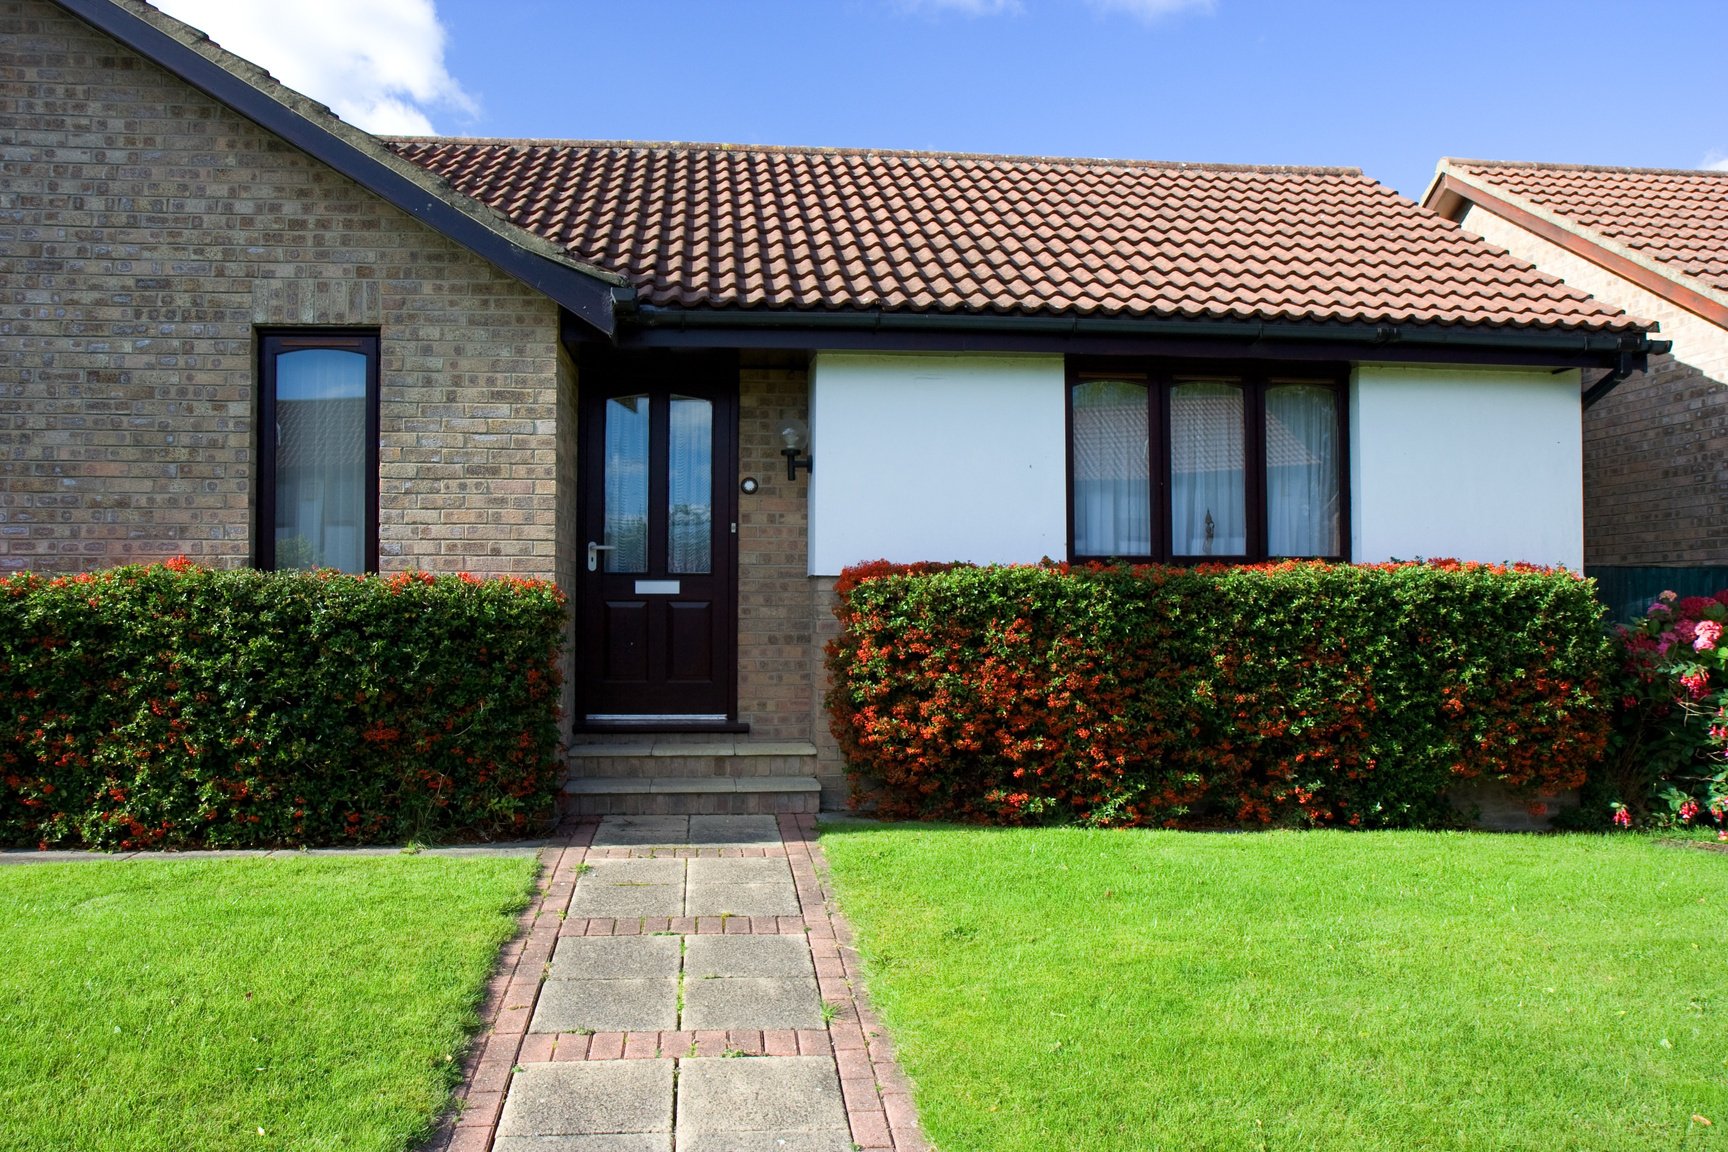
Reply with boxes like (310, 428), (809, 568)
(577, 351), (738, 727)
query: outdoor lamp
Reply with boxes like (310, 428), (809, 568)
(780, 418), (812, 481)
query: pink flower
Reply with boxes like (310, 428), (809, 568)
(1694, 620), (1723, 652)
(1679, 799), (1701, 824)
(1612, 808), (1632, 828)
(1681, 669), (1711, 699)
(1660, 590), (1679, 603)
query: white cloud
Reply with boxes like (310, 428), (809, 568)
(1703, 151), (1728, 171)
(152, 0), (475, 135)
(1085, 0), (1215, 22)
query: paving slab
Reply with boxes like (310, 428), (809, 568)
(686, 815), (781, 847)
(675, 1056), (850, 1152)
(495, 1136), (671, 1152)
(681, 976), (823, 1031)
(549, 936), (682, 981)
(591, 816), (690, 847)
(570, 859), (686, 918)
(532, 978), (679, 1034)
(683, 936), (813, 980)
(685, 858), (791, 885)
(683, 884), (800, 918)
(498, 1060), (675, 1139)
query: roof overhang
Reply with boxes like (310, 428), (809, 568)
(584, 305), (1662, 372)
(51, 0), (621, 336)
(1425, 163), (1728, 333)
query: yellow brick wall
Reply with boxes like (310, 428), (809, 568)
(1, 0), (564, 578)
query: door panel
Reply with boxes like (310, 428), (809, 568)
(579, 353), (737, 723)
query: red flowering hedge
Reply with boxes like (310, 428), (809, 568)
(826, 560), (1613, 828)
(0, 560), (566, 849)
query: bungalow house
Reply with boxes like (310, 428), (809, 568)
(1423, 160), (1728, 620)
(4, 0), (1665, 813)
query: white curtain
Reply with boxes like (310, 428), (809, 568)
(667, 395), (713, 574)
(1071, 380), (1150, 557)
(1265, 385), (1340, 557)
(1170, 381), (1246, 556)
(603, 394), (649, 572)
(274, 348), (366, 573)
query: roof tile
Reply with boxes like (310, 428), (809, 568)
(388, 139), (1639, 332)
(1448, 159), (1728, 295)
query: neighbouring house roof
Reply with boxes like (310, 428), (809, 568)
(390, 138), (1643, 336)
(1425, 158), (1728, 331)
(49, 0), (624, 335)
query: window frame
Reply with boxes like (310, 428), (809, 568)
(1064, 358), (1351, 564)
(256, 329), (382, 573)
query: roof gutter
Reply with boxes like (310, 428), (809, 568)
(624, 304), (1662, 372)
(1582, 342), (1672, 409)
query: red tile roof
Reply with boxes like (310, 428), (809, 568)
(1441, 159), (1728, 297)
(388, 139), (1640, 332)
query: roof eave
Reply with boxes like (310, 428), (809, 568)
(51, 0), (621, 336)
(612, 306), (1659, 371)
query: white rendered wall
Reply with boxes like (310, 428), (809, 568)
(1459, 204), (1728, 384)
(807, 352), (1067, 575)
(1350, 363), (1584, 569)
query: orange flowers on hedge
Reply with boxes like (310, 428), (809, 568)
(1, 560), (565, 849)
(826, 560), (1612, 828)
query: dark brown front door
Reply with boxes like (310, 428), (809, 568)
(578, 353), (737, 725)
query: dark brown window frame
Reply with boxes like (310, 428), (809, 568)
(256, 329), (382, 573)
(1065, 358), (1351, 564)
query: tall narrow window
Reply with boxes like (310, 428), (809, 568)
(1071, 378), (1151, 557)
(1170, 379), (1246, 557)
(258, 332), (379, 573)
(603, 394), (650, 572)
(1265, 383), (1341, 557)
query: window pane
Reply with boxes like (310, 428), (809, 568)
(274, 348), (367, 573)
(668, 395), (713, 574)
(1170, 380), (1246, 556)
(603, 394), (649, 573)
(1071, 379), (1150, 556)
(1266, 384), (1341, 557)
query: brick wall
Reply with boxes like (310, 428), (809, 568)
(736, 352), (815, 742)
(1584, 352), (1728, 566)
(0, 0), (564, 578)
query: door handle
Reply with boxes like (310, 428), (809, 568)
(586, 542), (616, 572)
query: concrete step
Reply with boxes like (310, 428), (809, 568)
(560, 775), (821, 816)
(565, 739), (818, 779)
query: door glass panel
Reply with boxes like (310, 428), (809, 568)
(603, 394), (649, 572)
(667, 395), (713, 574)
(1266, 384), (1341, 557)
(1170, 380), (1246, 556)
(273, 348), (367, 573)
(1070, 379), (1150, 557)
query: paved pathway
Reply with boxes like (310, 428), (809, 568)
(426, 814), (930, 1152)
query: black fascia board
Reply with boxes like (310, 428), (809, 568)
(53, 0), (617, 336)
(607, 305), (1655, 371)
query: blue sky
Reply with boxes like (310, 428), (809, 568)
(158, 0), (1728, 202)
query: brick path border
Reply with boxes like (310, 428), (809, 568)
(418, 814), (930, 1152)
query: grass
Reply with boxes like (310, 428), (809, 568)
(819, 824), (1728, 1152)
(0, 853), (538, 1152)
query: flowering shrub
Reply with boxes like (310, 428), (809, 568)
(826, 560), (1613, 828)
(1603, 589), (1728, 834)
(0, 560), (566, 849)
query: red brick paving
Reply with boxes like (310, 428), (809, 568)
(419, 813), (931, 1151)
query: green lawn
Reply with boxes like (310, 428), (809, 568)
(0, 853), (538, 1152)
(820, 825), (1728, 1152)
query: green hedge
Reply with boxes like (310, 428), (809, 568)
(1, 560), (566, 849)
(826, 560), (1613, 828)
